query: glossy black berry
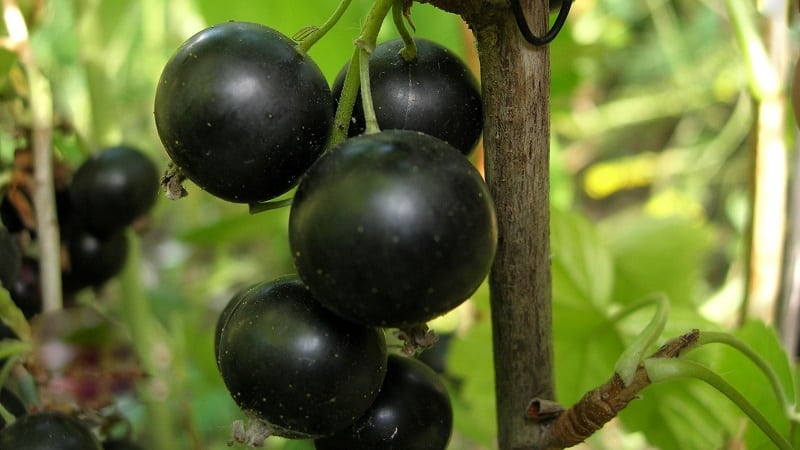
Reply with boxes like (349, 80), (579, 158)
(64, 228), (128, 289)
(102, 438), (144, 450)
(9, 257), (41, 319)
(0, 227), (21, 289)
(0, 411), (102, 450)
(331, 38), (482, 155)
(315, 354), (453, 450)
(213, 282), (258, 369)
(216, 275), (387, 438)
(289, 130), (497, 327)
(69, 145), (159, 236)
(154, 21), (335, 203)
(0, 196), (24, 233)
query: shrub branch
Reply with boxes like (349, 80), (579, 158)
(534, 330), (701, 448)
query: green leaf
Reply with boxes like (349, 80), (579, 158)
(551, 208), (614, 310)
(277, 439), (315, 450)
(553, 303), (626, 404)
(447, 316), (496, 448)
(0, 48), (19, 99)
(606, 215), (714, 308)
(716, 321), (796, 449)
(551, 210), (738, 448)
(179, 208), (290, 248)
(619, 378), (740, 450)
(551, 208), (621, 403)
(0, 287), (30, 342)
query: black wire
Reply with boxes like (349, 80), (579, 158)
(509, 0), (573, 46)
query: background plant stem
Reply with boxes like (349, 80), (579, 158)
(120, 231), (176, 450)
(726, 0), (790, 325)
(2, 0), (62, 313)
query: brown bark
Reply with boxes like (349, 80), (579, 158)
(476, 5), (553, 447)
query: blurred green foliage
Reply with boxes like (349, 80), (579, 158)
(0, 0), (796, 449)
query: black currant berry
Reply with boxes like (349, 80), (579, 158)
(9, 257), (42, 319)
(0, 411), (102, 450)
(216, 275), (388, 438)
(213, 282), (258, 369)
(331, 38), (482, 155)
(64, 228), (128, 289)
(69, 145), (159, 236)
(154, 21), (335, 203)
(315, 354), (453, 450)
(0, 196), (25, 233)
(289, 130), (497, 327)
(102, 438), (144, 450)
(0, 227), (21, 289)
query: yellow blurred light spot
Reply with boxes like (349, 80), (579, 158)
(583, 152), (658, 199)
(645, 188), (706, 222)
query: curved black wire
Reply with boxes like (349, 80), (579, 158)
(509, 0), (573, 46)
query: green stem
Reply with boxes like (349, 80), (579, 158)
(2, 0), (61, 313)
(392, 0), (417, 61)
(358, 46), (380, 134)
(612, 293), (670, 385)
(359, 0), (394, 51)
(297, 0), (353, 53)
(723, 0), (780, 100)
(356, 0), (394, 135)
(330, 48), (361, 148)
(645, 358), (793, 450)
(120, 231), (175, 450)
(329, 0), (393, 146)
(695, 330), (797, 421)
(28, 67), (62, 314)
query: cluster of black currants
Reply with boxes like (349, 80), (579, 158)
(155, 21), (494, 449)
(0, 144), (158, 450)
(0, 144), (159, 318)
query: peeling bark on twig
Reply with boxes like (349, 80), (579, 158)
(536, 330), (701, 449)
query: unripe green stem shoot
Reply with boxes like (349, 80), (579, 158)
(645, 358), (793, 450)
(695, 330), (798, 422)
(612, 293), (670, 386)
